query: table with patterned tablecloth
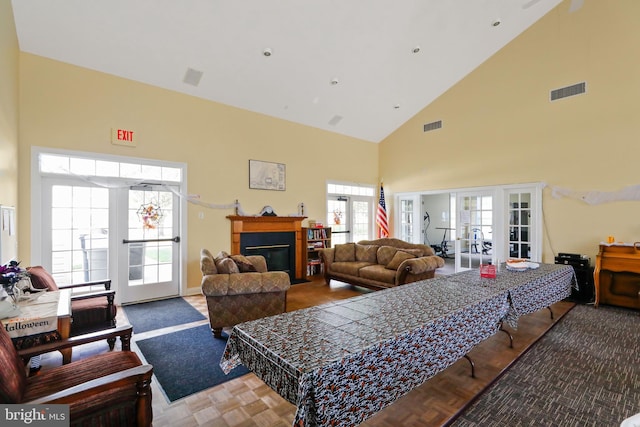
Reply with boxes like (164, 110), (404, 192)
(221, 263), (575, 427)
(445, 263), (576, 328)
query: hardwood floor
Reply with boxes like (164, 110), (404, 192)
(38, 276), (574, 427)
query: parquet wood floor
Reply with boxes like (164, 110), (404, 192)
(38, 277), (574, 427)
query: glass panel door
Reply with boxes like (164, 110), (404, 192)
(456, 192), (493, 271)
(118, 185), (180, 303)
(43, 180), (111, 286)
(327, 196), (349, 245)
(508, 193), (532, 259)
(398, 197), (415, 243)
(351, 200), (371, 243)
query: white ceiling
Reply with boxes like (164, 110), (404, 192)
(11, 0), (566, 143)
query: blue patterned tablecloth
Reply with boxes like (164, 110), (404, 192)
(221, 263), (575, 427)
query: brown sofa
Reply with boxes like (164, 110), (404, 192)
(200, 249), (290, 338)
(319, 238), (444, 290)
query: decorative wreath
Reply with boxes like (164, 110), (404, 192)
(137, 203), (163, 229)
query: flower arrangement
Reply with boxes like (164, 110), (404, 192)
(0, 260), (29, 303)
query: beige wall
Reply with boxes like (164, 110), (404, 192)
(17, 54), (378, 292)
(0, 0), (19, 208)
(380, 0), (640, 262)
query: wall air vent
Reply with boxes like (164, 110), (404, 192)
(550, 82), (586, 101)
(423, 120), (442, 132)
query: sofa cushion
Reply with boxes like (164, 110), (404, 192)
(331, 261), (373, 276)
(200, 249), (217, 275)
(216, 257), (239, 274)
(386, 250), (417, 270)
(355, 244), (378, 263)
(334, 243), (356, 262)
(231, 255), (257, 273)
(359, 264), (396, 284)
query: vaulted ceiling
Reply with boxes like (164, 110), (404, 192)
(11, 0), (570, 142)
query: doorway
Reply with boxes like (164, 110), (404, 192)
(403, 183), (542, 274)
(326, 182), (375, 245)
(32, 149), (186, 304)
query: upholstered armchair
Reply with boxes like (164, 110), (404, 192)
(26, 266), (117, 349)
(200, 249), (290, 338)
(0, 323), (153, 426)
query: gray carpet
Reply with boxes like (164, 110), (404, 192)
(452, 304), (640, 426)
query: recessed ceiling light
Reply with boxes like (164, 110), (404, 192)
(263, 48), (272, 57)
(492, 19), (501, 27)
(412, 46), (421, 54)
(330, 78), (339, 85)
(394, 104), (400, 109)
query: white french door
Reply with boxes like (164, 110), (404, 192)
(34, 149), (186, 304)
(455, 192), (494, 272)
(41, 178), (114, 286)
(327, 195), (373, 245)
(118, 185), (180, 303)
(40, 179), (181, 303)
(397, 195), (420, 243)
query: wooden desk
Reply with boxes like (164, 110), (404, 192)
(2, 289), (73, 363)
(594, 243), (640, 309)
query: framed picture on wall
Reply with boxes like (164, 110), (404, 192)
(249, 159), (286, 191)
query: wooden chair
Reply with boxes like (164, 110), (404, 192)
(26, 266), (118, 350)
(0, 324), (153, 426)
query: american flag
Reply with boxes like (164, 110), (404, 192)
(376, 183), (389, 238)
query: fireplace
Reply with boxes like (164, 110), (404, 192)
(240, 232), (296, 280)
(227, 215), (306, 280)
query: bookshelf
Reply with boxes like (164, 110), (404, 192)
(303, 227), (332, 278)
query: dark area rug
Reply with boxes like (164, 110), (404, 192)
(123, 297), (206, 334)
(136, 324), (250, 402)
(452, 304), (640, 426)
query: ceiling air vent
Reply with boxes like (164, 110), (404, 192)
(183, 68), (203, 87)
(423, 120), (442, 132)
(550, 82), (586, 101)
(328, 115), (343, 126)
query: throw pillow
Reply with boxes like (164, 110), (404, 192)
(231, 255), (257, 272)
(334, 243), (356, 262)
(200, 249), (217, 275)
(355, 244), (378, 263)
(386, 250), (417, 270)
(215, 257), (239, 274)
(376, 246), (398, 266)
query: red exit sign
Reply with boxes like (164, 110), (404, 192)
(111, 128), (137, 147)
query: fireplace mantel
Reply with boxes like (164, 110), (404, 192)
(227, 216), (307, 280)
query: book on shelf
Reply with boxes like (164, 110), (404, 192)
(308, 228), (328, 240)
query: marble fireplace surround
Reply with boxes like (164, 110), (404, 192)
(227, 216), (307, 281)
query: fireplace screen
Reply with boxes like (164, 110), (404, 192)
(240, 231), (296, 281)
(245, 244), (291, 274)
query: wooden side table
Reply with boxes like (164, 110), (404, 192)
(56, 289), (72, 363)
